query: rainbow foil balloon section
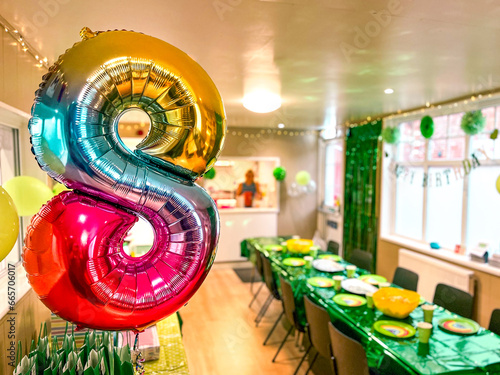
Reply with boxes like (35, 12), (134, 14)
(23, 28), (226, 331)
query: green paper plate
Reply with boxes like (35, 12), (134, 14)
(264, 244), (283, 252)
(307, 277), (334, 288)
(319, 254), (342, 262)
(333, 294), (367, 307)
(282, 258), (306, 267)
(438, 318), (480, 335)
(358, 274), (387, 285)
(373, 320), (416, 339)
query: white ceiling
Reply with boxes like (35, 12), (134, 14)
(2, 0), (500, 129)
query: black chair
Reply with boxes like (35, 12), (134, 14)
(489, 309), (500, 335)
(265, 276), (307, 365)
(297, 296), (334, 375)
(349, 249), (373, 272)
(328, 322), (376, 375)
(327, 241), (340, 255)
(255, 254), (281, 327)
(249, 249), (265, 308)
(392, 267), (419, 292)
(433, 283), (474, 319)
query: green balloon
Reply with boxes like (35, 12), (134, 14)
(420, 116), (434, 139)
(3, 176), (54, 216)
(204, 168), (216, 179)
(295, 170), (311, 186)
(381, 126), (400, 144)
(273, 166), (287, 181)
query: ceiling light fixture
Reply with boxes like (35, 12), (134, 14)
(242, 90), (281, 113)
(384, 88), (394, 94)
(278, 123), (285, 128)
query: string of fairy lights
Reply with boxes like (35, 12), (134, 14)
(0, 15), (50, 69)
(228, 128), (319, 138)
(343, 91), (500, 130)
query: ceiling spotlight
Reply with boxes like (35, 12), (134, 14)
(384, 88), (394, 94)
(278, 123), (285, 129)
(243, 90), (281, 113)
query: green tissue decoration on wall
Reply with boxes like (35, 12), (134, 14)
(461, 110), (486, 135)
(420, 115), (434, 138)
(204, 168), (216, 179)
(381, 126), (400, 144)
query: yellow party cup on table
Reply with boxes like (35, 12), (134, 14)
(309, 246), (319, 258)
(417, 322), (433, 344)
(304, 256), (313, 269)
(346, 265), (357, 278)
(365, 292), (374, 309)
(333, 276), (344, 292)
(422, 304), (436, 323)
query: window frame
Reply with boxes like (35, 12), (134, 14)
(319, 136), (345, 211)
(382, 96), (500, 253)
(0, 123), (22, 276)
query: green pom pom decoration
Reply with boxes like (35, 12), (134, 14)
(381, 126), (400, 144)
(420, 115), (434, 138)
(273, 166), (286, 181)
(461, 110), (486, 135)
(204, 168), (216, 179)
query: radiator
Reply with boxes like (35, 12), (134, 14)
(398, 249), (475, 301)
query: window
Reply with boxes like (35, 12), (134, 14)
(0, 124), (21, 273)
(383, 103), (500, 254)
(323, 141), (343, 208)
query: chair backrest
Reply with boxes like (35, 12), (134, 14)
(328, 322), (369, 375)
(279, 276), (300, 330)
(489, 309), (500, 335)
(261, 254), (280, 300)
(433, 283), (474, 319)
(349, 249), (373, 272)
(327, 241), (340, 255)
(255, 249), (264, 276)
(392, 267), (419, 292)
(304, 295), (332, 360)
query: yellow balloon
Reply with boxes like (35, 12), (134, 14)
(0, 187), (19, 262)
(53, 182), (71, 195)
(3, 176), (54, 216)
(497, 175), (500, 194)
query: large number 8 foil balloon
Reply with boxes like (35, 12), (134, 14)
(23, 28), (226, 331)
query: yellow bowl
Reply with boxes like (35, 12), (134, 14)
(286, 239), (314, 254)
(373, 287), (420, 319)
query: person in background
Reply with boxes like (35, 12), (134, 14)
(236, 169), (262, 207)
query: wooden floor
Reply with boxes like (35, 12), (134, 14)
(181, 267), (329, 375)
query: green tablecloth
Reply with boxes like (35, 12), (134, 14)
(243, 237), (500, 375)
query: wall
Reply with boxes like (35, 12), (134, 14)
(0, 25), (51, 375)
(376, 238), (500, 327)
(0, 289), (51, 374)
(221, 127), (318, 238)
(0, 30), (45, 114)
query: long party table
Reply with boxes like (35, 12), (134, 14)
(243, 237), (500, 375)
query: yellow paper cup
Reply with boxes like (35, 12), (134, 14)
(417, 322), (432, 344)
(333, 276), (344, 292)
(422, 304), (436, 323)
(346, 265), (357, 278)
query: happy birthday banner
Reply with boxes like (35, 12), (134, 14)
(388, 148), (490, 187)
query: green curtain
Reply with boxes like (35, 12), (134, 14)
(343, 121), (382, 271)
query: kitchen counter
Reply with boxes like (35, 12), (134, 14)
(215, 207), (278, 262)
